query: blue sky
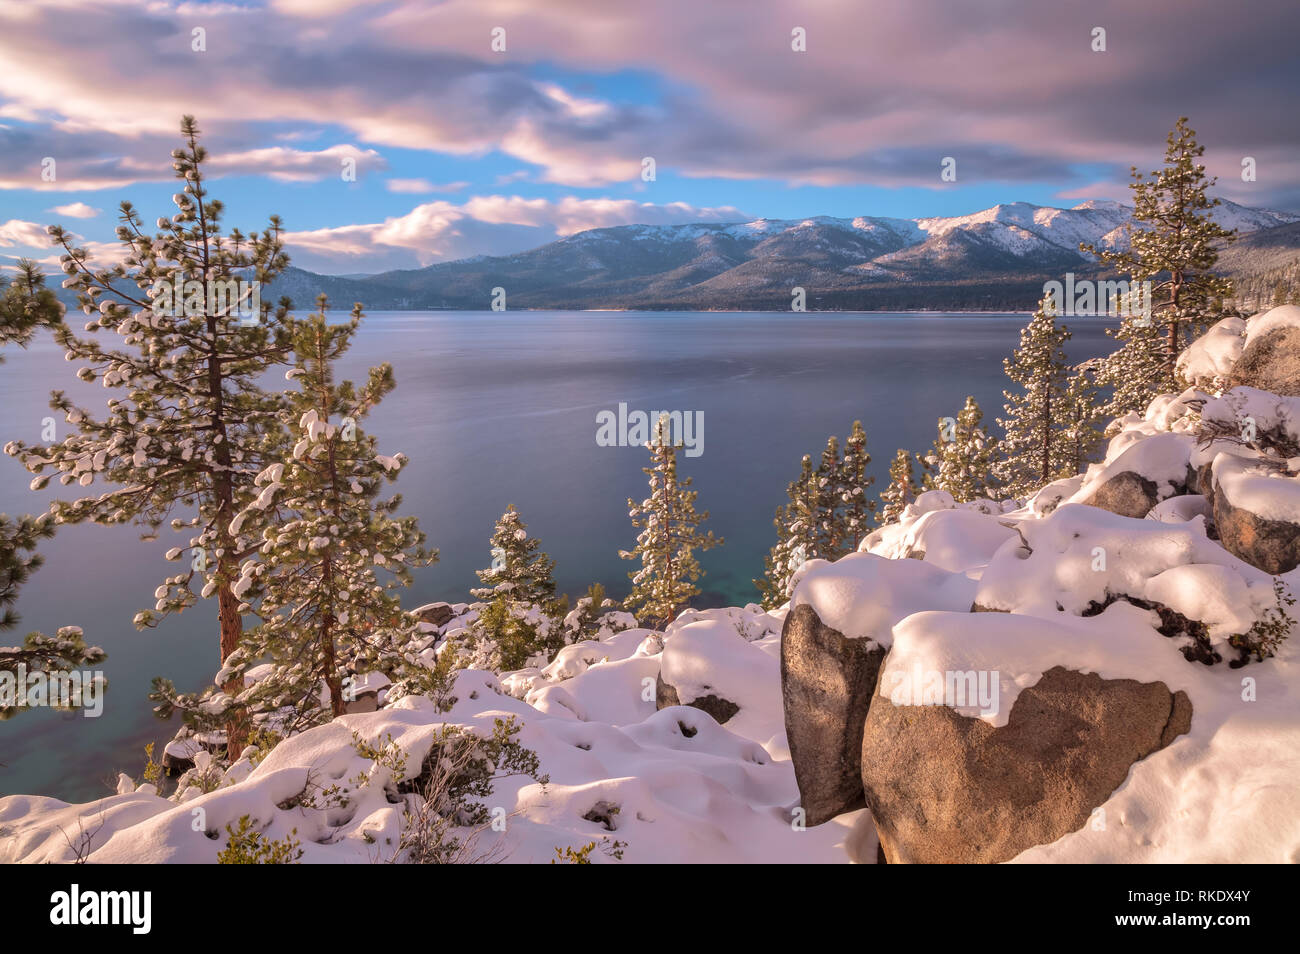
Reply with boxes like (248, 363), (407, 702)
(1, 0), (1296, 275)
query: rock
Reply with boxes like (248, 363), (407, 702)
(1229, 324), (1300, 397)
(780, 604), (887, 826)
(1084, 470), (1161, 519)
(861, 666), (1192, 864)
(1212, 460), (1300, 574)
(1075, 432), (1197, 519)
(413, 602), (456, 628)
(655, 671), (739, 725)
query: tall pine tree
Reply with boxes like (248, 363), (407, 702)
(620, 417), (720, 628)
(1081, 118), (1237, 413)
(151, 299), (434, 733)
(4, 117), (293, 758)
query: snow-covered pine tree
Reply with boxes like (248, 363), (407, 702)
(877, 448), (918, 526)
(755, 455), (820, 609)
(1096, 315), (1174, 423)
(620, 416), (721, 628)
(835, 420), (875, 551)
(0, 260), (63, 359)
(152, 299), (435, 733)
(814, 435), (844, 557)
(4, 117), (293, 758)
(471, 505), (556, 606)
(923, 396), (999, 502)
(1081, 118), (1237, 411)
(994, 300), (1075, 499)
(1062, 363), (1106, 474)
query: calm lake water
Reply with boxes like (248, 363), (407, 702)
(0, 310), (1121, 801)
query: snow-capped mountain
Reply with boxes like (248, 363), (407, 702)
(255, 199), (1300, 312)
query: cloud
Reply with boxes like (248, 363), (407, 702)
(385, 178), (469, 194)
(46, 202), (101, 218)
(0, 0), (1294, 205)
(283, 195), (750, 272)
(0, 219), (50, 247)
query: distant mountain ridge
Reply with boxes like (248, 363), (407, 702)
(55, 199), (1300, 313)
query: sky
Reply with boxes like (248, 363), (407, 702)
(0, 0), (1297, 276)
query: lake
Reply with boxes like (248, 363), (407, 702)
(0, 310), (1122, 801)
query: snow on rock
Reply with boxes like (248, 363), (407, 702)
(1177, 314), (1246, 385)
(792, 552), (977, 646)
(973, 503), (1278, 649)
(1245, 304), (1300, 349)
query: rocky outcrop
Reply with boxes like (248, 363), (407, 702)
(860, 667), (1192, 864)
(780, 604), (887, 826)
(654, 671), (739, 725)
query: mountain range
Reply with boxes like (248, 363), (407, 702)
(59, 199), (1300, 313)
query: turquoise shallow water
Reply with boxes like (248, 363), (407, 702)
(0, 310), (1121, 801)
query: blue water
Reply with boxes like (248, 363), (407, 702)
(0, 310), (1121, 801)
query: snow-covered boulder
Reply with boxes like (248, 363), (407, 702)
(780, 603), (885, 826)
(1073, 431), (1196, 519)
(1177, 314), (1246, 386)
(862, 609), (1192, 863)
(1229, 305), (1300, 396)
(655, 607), (783, 738)
(1210, 453), (1300, 574)
(778, 553), (978, 826)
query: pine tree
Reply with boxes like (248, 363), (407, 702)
(620, 418), (721, 628)
(877, 448), (918, 526)
(814, 435), (843, 556)
(994, 300), (1076, 499)
(835, 420), (875, 551)
(4, 117), (293, 758)
(1062, 363), (1106, 475)
(755, 455), (820, 609)
(1081, 118), (1237, 405)
(1097, 315), (1173, 421)
(0, 260), (63, 359)
(923, 396), (999, 502)
(471, 505), (556, 605)
(151, 299), (435, 733)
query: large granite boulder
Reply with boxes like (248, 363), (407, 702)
(1210, 455), (1300, 574)
(780, 604), (887, 826)
(861, 666), (1192, 864)
(1229, 316), (1300, 397)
